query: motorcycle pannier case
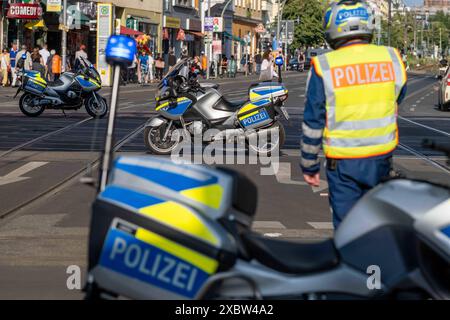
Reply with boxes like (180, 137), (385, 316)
(23, 70), (47, 95)
(237, 98), (275, 130)
(87, 156), (239, 299)
(248, 82), (288, 102)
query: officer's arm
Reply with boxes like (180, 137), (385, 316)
(301, 66), (326, 175)
(397, 83), (407, 105)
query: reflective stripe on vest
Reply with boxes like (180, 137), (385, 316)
(312, 44), (406, 159)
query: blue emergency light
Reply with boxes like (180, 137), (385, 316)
(105, 35), (137, 66)
(275, 56), (284, 66)
(22, 53), (26, 60)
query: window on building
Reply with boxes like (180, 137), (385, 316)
(174, 0), (193, 7)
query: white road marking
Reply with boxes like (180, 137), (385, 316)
(307, 222), (334, 230)
(0, 162), (48, 186)
(263, 233), (283, 238)
(252, 221), (286, 229)
(399, 116), (450, 137)
(273, 162), (328, 193)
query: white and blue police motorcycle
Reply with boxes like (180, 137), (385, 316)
(143, 58), (289, 155)
(84, 35), (450, 300)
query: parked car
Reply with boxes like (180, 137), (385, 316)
(304, 48), (332, 70)
(438, 62), (450, 111)
(287, 58), (304, 72)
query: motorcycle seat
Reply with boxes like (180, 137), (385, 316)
(242, 232), (339, 274)
(214, 97), (247, 112)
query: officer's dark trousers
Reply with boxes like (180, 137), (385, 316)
(326, 155), (392, 229)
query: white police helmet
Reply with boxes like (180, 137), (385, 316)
(324, 0), (375, 50)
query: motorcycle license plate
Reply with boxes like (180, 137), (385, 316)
(99, 226), (210, 298)
(280, 106), (290, 120)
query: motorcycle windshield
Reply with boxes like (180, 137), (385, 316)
(159, 58), (189, 88)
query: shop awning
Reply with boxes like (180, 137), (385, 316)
(25, 20), (47, 30)
(131, 16), (154, 24)
(187, 31), (205, 38)
(224, 31), (245, 44)
(120, 26), (144, 36)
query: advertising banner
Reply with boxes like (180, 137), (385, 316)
(47, 0), (62, 12)
(97, 3), (113, 86)
(7, 3), (43, 19)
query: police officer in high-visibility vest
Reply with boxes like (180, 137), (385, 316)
(301, 0), (407, 228)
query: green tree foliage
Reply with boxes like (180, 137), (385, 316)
(282, 0), (326, 48)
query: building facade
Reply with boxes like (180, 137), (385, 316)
(112, 0), (163, 54)
(233, 0), (264, 65)
(163, 0), (203, 58)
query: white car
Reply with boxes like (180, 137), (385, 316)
(438, 64), (450, 111)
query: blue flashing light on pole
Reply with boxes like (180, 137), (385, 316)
(105, 35), (137, 67)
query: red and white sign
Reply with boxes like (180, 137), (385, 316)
(7, 3), (43, 20)
(212, 40), (222, 55)
(255, 23), (266, 33)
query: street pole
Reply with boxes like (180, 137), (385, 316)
(387, 0), (392, 47)
(206, 0), (211, 80)
(62, 0), (67, 72)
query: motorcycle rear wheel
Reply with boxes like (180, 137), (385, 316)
(247, 120), (286, 156)
(19, 93), (45, 117)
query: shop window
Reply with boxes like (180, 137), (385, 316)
(173, 0), (193, 8)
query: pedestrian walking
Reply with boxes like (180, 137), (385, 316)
(200, 51), (207, 77)
(51, 50), (62, 80)
(148, 52), (155, 83)
(300, 0), (407, 229)
(9, 43), (18, 87)
(74, 44), (88, 71)
(227, 55), (237, 78)
(1, 48), (11, 87)
(39, 43), (50, 71)
(248, 54), (253, 75)
(139, 51), (149, 85)
(168, 49), (176, 69)
(155, 55), (165, 80)
(254, 50), (262, 75)
(31, 47), (45, 78)
(16, 45), (32, 72)
(259, 50), (277, 81)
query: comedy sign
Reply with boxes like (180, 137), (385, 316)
(7, 3), (43, 20)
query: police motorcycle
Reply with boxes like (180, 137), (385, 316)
(83, 35), (450, 300)
(143, 57), (290, 155)
(15, 55), (107, 118)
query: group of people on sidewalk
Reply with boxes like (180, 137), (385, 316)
(0, 42), (67, 87)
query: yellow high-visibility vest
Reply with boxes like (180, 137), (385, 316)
(312, 44), (407, 159)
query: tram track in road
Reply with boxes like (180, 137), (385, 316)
(0, 117), (92, 160)
(0, 122), (145, 223)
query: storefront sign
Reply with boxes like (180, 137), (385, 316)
(255, 23), (266, 33)
(7, 3), (43, 19)
(212, 17), (223, 32)
(164, 16), (180, 29)
(187, 18), (201, 32)
(212, 40), (222, 55)
(204, 17), (213, 32)
(47, 0), (62, 12)
(97, 3), (113, 86)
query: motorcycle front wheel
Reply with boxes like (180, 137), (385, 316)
(19, 93), (45, 117)
(85, 95), (108, 118)
(144, 122), (183, 155)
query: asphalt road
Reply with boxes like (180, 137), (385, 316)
(0, 71), (449, 299)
